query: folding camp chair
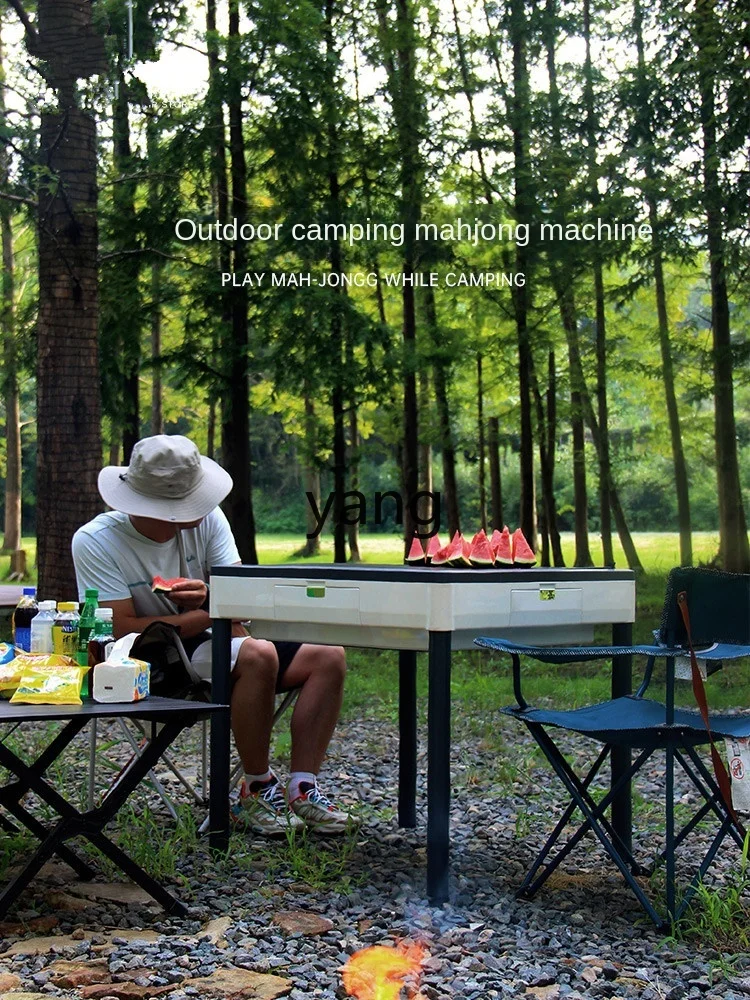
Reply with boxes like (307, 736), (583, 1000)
(475, 567), (750, 929)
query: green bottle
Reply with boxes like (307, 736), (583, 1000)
(77, 588), (98, 699)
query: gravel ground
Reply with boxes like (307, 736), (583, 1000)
(1, 708), (749, 999)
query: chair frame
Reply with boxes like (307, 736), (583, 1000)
(476, 567), (750, 929)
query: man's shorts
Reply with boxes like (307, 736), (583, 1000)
(190, 637), (302, 692)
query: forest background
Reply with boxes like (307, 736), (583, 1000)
(0, 0), (748, 598)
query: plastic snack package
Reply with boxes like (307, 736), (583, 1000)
(0, 652), (78, 697)
(0, 642), (15, 665)
(10, 664), (88, 705)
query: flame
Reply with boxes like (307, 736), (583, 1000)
(341, 940), (426, 1000)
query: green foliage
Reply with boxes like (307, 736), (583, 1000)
(676, 834), (750, 961)
(230, 822), (363, 893)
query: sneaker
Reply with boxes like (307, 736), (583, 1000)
(232, 777), (305, 837)
(288, 780), (359, 835)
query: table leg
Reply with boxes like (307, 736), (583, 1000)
(427, 631), (451, 905)
(398, 650), (418, 828)
(210, 617), (232, 853)
(611, 621), (633, 854)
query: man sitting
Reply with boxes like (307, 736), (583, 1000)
(73, 434), (354, 835)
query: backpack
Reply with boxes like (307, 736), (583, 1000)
(129, 621), (211, 701)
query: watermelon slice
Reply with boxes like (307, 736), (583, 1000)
(430, 544), (451, 566)
(425, 534), (443, 562)
(405, 537), (425, 565)
(151, 575), (189, 593)
(446, 532), (464, 566)
(494, 526), (513, 566)
(460, 536), (472, 567)
(511, 528), (536, 566)
(470, 531), (495, 567)
(490, 528), (503, 554)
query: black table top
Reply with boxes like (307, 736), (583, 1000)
(211, 564), (635, 584)
(0, 696), (227, 725)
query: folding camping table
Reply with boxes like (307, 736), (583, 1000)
(0, 697), (227, 917)
(208, 564), (636, 904)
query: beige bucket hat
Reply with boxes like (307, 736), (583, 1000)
(98, 435), (233, 522)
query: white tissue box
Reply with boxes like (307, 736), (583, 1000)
(92, 658), (150, 703)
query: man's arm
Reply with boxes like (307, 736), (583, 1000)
(103, 597), (212, 640)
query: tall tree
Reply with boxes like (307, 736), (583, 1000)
(0, 22), (23, 573)
(375, 0), (425, 552)
(582, 0), (614, 567)
(223, 0), (258, 563)
(691, 0), (750, 572)
(8, 0), (106, 597)
(508, 0), (536, 547)
(542, 0), (592, 566)
(630, 0), (692, 566)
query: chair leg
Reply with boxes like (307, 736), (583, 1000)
(665, 743), (676, 921)
(117, 720), (179, 820)
(521, 726), (664, 926)
(519, 743), (610, 894)
(524, 726), (647, 880)
(88, 720), (97, 810)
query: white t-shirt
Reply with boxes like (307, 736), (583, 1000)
(72, 509), (240, 616)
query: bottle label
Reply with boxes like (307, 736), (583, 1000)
(52, 624), (79, 656)
(15, 627), (31, 653)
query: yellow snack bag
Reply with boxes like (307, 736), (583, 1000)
(10, 665), (88, 706)
(0, 654), (78, 698)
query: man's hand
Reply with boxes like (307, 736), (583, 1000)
(168, 578), (208, 610)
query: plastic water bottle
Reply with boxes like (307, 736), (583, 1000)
(12, 587), (38, 652)
(77, 588), (99, 666)
(52, 602), (80, 657)
(30, 600), (58, 654)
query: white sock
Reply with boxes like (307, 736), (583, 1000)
(244, 770), (274, 789)
(288, 771), (317, 801)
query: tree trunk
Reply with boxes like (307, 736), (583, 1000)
(347, 404), (361, 562)
(376, 0), (422, 554)
(582, 0), (614, 567)
(0, 27), (22, 558)
(296, 395), (322, 558)
(417, 367), (433, 529)
(544, 0), (591, 567)
(37, 108), (102, 597)
(113, 63), (140, 462)
(694, 0), (749, 572)
(488, 417), (503, 531)
(530, 350), (565, 568)
(476, 354), (487, 532)
(206, 0), (230, 461)
(206, 399), (216, 461)
(509, 0), (536, 548)
(223, 0), (258, 563)
(146, 119), (163, 436)
(425, 286), (459, 537)
(633, 0), (692, 566)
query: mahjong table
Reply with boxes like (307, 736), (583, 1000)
(209, 564), (636, 903)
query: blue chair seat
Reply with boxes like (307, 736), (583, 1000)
(504, 695), (750, 746)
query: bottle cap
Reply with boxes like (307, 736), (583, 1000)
(57, 602), (78, 612)
(22, 587), (36, 596)
(85, 588), (99, 600)
(38, 600), (57, 611)
(94, 608), (114, 620)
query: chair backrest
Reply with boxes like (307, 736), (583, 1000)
(658, 567), (750, 647)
